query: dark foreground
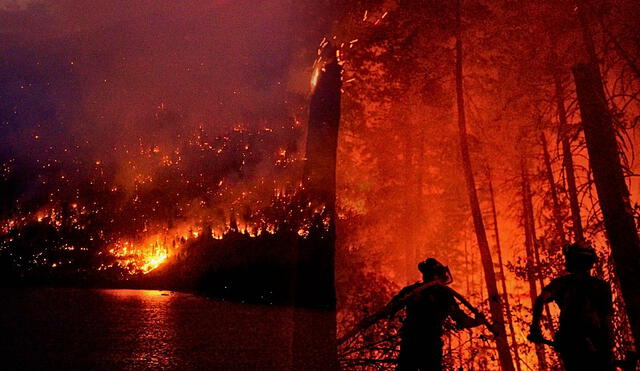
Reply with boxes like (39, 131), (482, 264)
(1, 288), (331, 370)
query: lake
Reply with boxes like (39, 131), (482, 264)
(1, 288), (334, 370)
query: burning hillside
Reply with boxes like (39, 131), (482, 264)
(1, 120), (306, 277)
(0, 33), (343, 314)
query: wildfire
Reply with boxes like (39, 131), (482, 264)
(109, 239), (170, 274)
(141, 253), (168, 273)
(104, 190), (317, 275)
(107, 224), (197, 274)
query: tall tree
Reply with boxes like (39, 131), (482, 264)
(299, 49), (340, 310)
(571, 0), (640, 352)
(573, 60), (640, 356)
(486, 167), (522, 371)
(551, 56), (585, 242)
(454, 1), (515, 369)
(540, 131), (568, 246)
(519, 157), (547, 370)
(522, 153), (556, 332)
(294, 49), (341, 370)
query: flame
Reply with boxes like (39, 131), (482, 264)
(107, 224), (198, 274)
(141, 253), (167, 273)
(310, 67), (320, 89)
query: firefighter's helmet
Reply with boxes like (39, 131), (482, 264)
(418, 258), (453, 284)
(563, 242), (597, 273)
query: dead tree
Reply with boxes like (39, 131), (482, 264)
(552, 63), (585, 242)
(540, 131), (568, 246)
(299, 48), (341, 309)
(519, 158), (547, 370)
(303, 55), (341, 221)
(573, 61), (640, 354)
(572, 0), (640, 352)
(487, 167), (523, 371)
(455, 1), (515, 369)
(522, 155), (556, 332)
(293, 48), (342, 371)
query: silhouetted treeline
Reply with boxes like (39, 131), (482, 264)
(142, 216), (333, 308)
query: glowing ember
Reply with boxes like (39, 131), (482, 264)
(310, 67), (320, 89)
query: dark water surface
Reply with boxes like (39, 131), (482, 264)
(0, 288), (324, 370)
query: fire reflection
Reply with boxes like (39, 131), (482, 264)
(101, 289), (178, 369)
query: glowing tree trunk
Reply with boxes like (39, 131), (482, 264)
(293, 53), (341, 371)
(487, 168), (522, 371)
(299, 56), (340, 308)
(303, 59), (341, 221)
(455, 2), (515, 369)
(519, 159), (547, 369)
(573, 0), (640, 351)
(540, 132), (568, 245)
(573, 62), (640, 354)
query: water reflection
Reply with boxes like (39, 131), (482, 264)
(2, 288), (308, 370)
(99, 290), (178, 369)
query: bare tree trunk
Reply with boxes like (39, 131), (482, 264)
(573, 61), (640, 354)
(299, 55), (340, 309)
(573, 0), (640, 351)
(540, 132), (568, 245)
(553, 69), (585, 242)
(522, 157), (555, 334)
(300, 52), (341, 307)
(455, 2), (515, 369)
(294, 51), (341, 370)
(520, 158), (547, 370)
(487, 167), (523, 371)
(576, 0), (599, 67)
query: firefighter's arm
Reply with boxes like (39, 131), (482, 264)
(357, 285), (412, 329)
(337, 285), (421, 345)
(343, 298), (400, 340)
(449, 299), (483, 329)
(379, 287), (411, 319)
(528, 287), (553, 343)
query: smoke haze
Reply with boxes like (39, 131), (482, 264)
(0, 0), (329, 167)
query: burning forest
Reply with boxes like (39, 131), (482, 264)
(2, 0), (640, 370)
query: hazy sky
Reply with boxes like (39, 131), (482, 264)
(0, 0), (329, 161)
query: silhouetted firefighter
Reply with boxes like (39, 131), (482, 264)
(341, 258), (495, 371)
(528, 243), (615, 371)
